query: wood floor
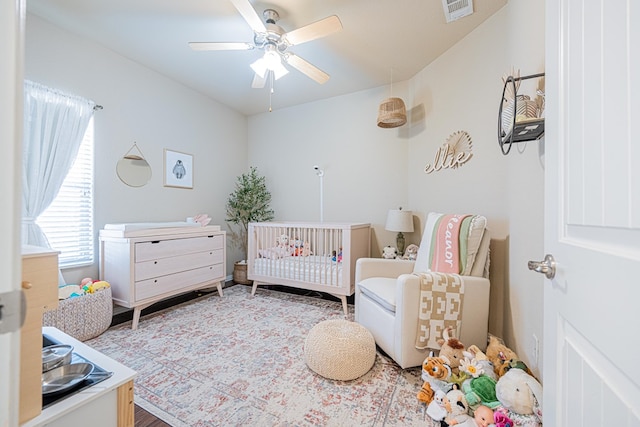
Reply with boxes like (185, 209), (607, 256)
(134, 405), (171, 427)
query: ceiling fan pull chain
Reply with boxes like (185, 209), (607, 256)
(269, 72), (274, 112)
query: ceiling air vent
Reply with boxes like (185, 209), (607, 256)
(442, 0), (474, 23)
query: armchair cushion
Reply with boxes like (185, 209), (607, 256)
(358, 278), (396, 313)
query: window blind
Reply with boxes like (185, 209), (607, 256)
(37, 118), (94, 267)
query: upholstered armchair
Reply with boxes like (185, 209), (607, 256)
(355, 213), (491, 369)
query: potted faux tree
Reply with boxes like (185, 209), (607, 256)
(225, 166), (275, 284)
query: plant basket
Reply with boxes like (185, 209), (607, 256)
(233, 261), (252, 285)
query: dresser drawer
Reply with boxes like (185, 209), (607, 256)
(135, 249), (223, 281)
(135, 235), (223, 262)
(135, 264), (224, 301)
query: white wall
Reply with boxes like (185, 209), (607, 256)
(248, 86), (410, 252)
(248, 0), (545, 377)
(25, 14), (249, 281)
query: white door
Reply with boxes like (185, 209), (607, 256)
(1, 1), (25, 426)
(543, 0), (640, 425)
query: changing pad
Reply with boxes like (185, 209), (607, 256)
(104, 221), (200, 231)
(101, 222), (220, 238)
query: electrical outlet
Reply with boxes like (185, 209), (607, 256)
(532, 334), (540, 368)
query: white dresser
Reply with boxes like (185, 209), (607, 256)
(99, 225), (226, 329)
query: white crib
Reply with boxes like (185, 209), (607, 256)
(247, 222), (371, 315)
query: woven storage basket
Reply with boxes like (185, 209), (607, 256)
(43, 287), (113, 342)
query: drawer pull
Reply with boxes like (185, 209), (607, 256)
(154, 279), (158, 283)
(151, 240), (160, 244)
(154, 261), (158, 264)
(21, 281), (32, 290)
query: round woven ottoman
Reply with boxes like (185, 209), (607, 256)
(304, 319), (376, 381)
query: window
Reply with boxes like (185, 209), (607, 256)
(37, 118), (94, 267)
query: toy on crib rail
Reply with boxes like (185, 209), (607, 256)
(382, 245), (398, 259)
(402, 244), (419, 260)
(331, 248), (342, 262)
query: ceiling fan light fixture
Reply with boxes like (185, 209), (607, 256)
(272, 62), (289, 80)
(250, 58), (268, 78)
(263, 49), (281, 69)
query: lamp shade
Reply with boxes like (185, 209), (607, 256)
(385, 209), (414, 233)
(377, 97), (407, 128)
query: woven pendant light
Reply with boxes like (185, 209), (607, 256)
(377, 97), (407, 128)
(377, 68), (407, 128)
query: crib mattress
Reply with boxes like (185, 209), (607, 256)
(252, 256), (343, 286)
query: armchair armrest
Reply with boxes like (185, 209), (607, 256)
(355, 258), (415, 282)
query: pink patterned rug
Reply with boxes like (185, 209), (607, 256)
(86, 285), (437, 426)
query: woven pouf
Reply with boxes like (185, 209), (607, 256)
(304, 319), (376, 381)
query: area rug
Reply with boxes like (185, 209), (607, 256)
(86, 285), (437, 426)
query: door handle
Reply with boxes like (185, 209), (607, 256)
(528, 254), (556, 279)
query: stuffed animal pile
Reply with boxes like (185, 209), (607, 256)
(417, 329), (543, 427)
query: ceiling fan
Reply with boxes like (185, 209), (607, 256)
(189, 0), (343, 89)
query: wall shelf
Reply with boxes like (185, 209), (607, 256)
(498, 72), (545, 155)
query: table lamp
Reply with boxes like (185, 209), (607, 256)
(385, 207), (414, 256)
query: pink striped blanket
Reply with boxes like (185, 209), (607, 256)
(430, 213), (471, 273)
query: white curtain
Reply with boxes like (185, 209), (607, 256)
(22, 80), (95, 254)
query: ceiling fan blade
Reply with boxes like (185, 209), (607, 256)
(285, 54), (330, 84)
(251, 72), (267, 89)
(188, 42), (253, 51)
(284, 15), (343, 46)
(229, 0), (266, 33)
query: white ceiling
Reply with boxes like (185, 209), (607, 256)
(26, 0), (507, 116)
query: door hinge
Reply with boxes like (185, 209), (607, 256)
(0, 290), (26, 334)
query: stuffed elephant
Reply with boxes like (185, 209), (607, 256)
(495, 369), (543, 426)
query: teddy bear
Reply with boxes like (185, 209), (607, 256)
(277, 234), (290, 249)
(402, 243), (419, 260)
(486, 335), (521, 378)
(382, 245), (398, 259)
(495, 368), (543, 427)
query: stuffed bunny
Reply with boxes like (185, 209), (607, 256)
(495, 369), (543, 427)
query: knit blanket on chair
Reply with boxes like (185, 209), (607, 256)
(429, 213), (471, 273)
(415, 272), (465, 350)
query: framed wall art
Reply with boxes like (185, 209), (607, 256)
(164, 149), (193, 189)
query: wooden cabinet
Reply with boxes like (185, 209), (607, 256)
(20, 246), (59, 424)
(99, 226), (226, 329)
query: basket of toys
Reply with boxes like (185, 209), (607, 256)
(43, 279), (113, 342)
